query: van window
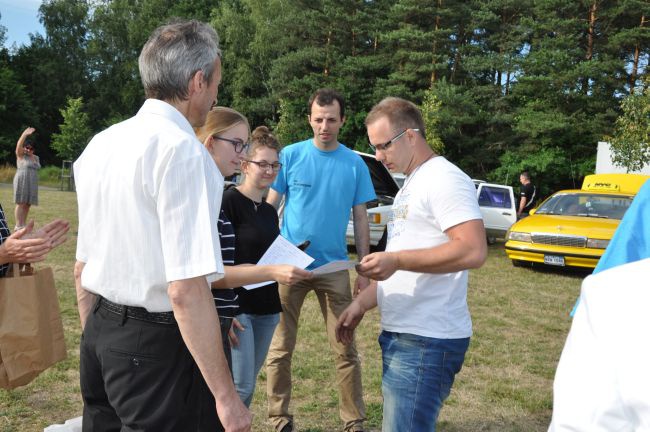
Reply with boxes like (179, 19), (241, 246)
(478, 186), (512, 209)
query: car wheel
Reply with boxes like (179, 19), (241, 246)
(486, 236), (496, 245)
(512, 260), (523, 267)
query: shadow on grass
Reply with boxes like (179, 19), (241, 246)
(439, 416), (550, 432)
(516, 262), (593, 279)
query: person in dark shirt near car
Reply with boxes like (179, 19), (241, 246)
(518, 171), (537, 218)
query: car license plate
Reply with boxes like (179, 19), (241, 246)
(544, 255), (565, 266)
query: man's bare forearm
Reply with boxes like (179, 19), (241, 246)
(168, 277), (239, 405)
(352, 204), (370, 260)
(396, 219), (487, 273)
(518, 197), (527, 214)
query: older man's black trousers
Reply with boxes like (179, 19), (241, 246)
(80, 301), (223, 432)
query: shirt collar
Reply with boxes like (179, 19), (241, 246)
(138, 99), (195, 136)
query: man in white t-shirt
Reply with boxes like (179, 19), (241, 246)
(336, 97), (487, 432)
(74, 20), (250, 432)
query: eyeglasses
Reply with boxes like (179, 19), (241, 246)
(213, 135), (250, 154)
(368, 128), (419, 153)
(244, 160), (282, 172)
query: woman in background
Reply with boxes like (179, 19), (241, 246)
(223, 126), (288, 407)
(13, 127), (41, 230)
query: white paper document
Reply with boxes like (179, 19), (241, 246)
(243, 235), (314, 290)
(311, 260), (358, 275)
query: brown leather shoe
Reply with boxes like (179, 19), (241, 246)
(344, 423), (365, 432)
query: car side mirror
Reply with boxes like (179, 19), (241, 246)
(529, 208), (536, 215)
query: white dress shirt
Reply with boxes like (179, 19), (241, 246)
(75, 99), (224, 312)
(549, 257), (650, 431)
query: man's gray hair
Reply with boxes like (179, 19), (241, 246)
(139, 19), (221, 102)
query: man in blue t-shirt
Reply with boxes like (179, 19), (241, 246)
(266, 88), (375, 432)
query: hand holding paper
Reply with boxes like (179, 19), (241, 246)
(311, 260), (358, 275)
(268, 265), (313, 285)
(243, 236), (314, 289)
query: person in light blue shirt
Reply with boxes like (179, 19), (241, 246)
(273, 138), (375, 268)
(265, 88), (375, 432)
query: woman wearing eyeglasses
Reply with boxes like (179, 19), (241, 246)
(222, 126), (296, 408)
(195, 109), (311, 406)
(13, 127), (41, 230)
(195, 107), (251, 380)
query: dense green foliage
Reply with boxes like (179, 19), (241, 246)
(0, 0), (648, 194)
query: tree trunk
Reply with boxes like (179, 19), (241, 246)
(324, 29), (331, 76)
(629, 14), (646, 94)
(583, 2), (597, 94)
(586, 2), (596, 61)
(497, 45), (504, 90)
(430, 0), (442, 85)
(451, 24), (464, 83)
(351, 8), (356, 57)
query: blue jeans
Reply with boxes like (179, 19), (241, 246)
(231, 312), (280, 406)
(379, 331), (469, 432)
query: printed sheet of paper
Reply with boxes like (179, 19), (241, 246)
(311, 260), (358, 275)
(243, 235), (314, 290)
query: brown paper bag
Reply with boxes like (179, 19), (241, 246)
(0, 264), (67, 389)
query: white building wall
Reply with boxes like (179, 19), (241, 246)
(596, 141), (650, 175)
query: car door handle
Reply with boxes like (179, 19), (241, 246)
(502, 212), (512, 215)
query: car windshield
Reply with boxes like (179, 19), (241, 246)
(535, 192), (634, 219)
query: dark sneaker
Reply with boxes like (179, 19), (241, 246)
(279, 421), (294, 432)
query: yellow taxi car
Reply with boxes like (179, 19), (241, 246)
(505, 173), (649, 269)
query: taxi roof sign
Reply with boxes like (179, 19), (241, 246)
(582, 173), (650, 195)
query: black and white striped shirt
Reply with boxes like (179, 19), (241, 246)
(212, 209), (238, 319)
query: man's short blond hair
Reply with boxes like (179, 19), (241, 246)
(365, 97), (426, 136)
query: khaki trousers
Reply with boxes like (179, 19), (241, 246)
(266, 270), (366, 431)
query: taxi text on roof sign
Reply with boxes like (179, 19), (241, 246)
(582, 173), (649, 195)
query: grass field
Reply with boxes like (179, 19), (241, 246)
(0, 187), (586, 432)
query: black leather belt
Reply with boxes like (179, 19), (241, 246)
(98, 297), (176, 325)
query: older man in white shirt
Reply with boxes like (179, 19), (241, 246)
(74, 20), (250, 432)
